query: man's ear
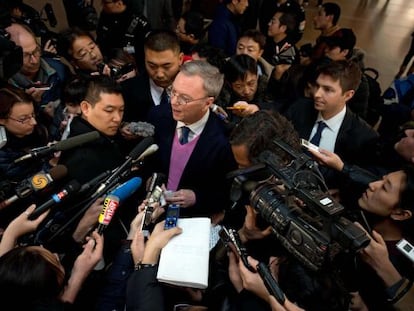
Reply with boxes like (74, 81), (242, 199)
(80, 100), (91, 118)
(390, 208), (413, 221)
(343, 89), (355, 102)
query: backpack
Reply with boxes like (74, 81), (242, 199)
(363, 67), (383, 126)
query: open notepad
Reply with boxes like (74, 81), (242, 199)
(156, 217), (211, 289)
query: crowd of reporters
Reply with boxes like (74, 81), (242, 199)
(0, 0), (413, 310)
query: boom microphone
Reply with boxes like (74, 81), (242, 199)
(14, 131), (100, 163)
(0, 165), (68, 211)
(97, 177), (142, 234)
(28, 180), (81, 220)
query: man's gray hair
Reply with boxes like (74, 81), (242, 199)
(179, 60), (224, 98)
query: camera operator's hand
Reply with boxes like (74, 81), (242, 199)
(26, 86), (46, 103)
(239, 256), (270, 302)
(165, 189), (196, 208)
(228, 251), (244, 292)
(272, 64), (292, 81)
(238, 205), (272, 243)
(309, 148), (344, 171)
(0, 204), (50, 256)
(355, 223), (402, 287)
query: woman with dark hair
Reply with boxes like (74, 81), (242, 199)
(0, 205), (103, 310)
(0, 86), (48, 181)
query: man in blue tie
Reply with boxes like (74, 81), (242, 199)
(286, 60), (378, 186)
(150, 60), (237, 218)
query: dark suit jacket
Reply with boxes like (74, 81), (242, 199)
(285, 98), (379, 166)
(150, 110), (237, 217)
(123, 74), (155, 122)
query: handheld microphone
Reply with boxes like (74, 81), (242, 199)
(28, 180), (81, 220)
(94, 137), (154, 195)
(97, 177), (142, 234)
(0, 165), (68, 211)
(128, 121), (155, 137)
(14, 131), (100, 163)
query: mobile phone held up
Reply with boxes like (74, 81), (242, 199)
(164, 204), (180, 230)
(300, 138), (320, 153)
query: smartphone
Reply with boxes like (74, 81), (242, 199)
(26, 83), (51, 91)
(140, 205), (153, 237)
(219, 226), (254, 272)
(396, 239), (414, 263)
(164, 204), (180, 230)
(301, 138), (320, 152)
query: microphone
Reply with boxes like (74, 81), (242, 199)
(135, 144), (159, 162)
(0, 165), (68, 211)
(97, 177), (142, 234)
(128, 121), (155, 137)
(14, 131), (100, 163)
(28, 180), (81, 220)
(94, 137), (154, 195)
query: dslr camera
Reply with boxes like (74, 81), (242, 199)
(272, 46), (296, 65)
(228, 139), (370, 271)
(97, 62), (135, 80)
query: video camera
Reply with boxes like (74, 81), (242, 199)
(272, 46), (296, 65)
(228, 138), (370, 271)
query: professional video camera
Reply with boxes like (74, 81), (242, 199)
(228, 138), (370, 271)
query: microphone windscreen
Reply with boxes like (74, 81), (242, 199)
(49, 165), (68, 181)
(54, 131), (100, 151)
(129, 137), (154, 159)
(110, 177), (142, 202)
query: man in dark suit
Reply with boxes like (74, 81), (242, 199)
(150, 60), (237, 219)
(121, 30), (183, 133)
(286, 60), (378, 184)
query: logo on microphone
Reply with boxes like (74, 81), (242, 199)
(30, 173), (51, 190)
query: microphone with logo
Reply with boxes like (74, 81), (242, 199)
(28, 180), (81, 220)
(97, 177), (142, 234)
(0, 165), (68, 211)
(14, 131), (100, 163)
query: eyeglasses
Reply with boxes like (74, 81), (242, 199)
(74, 42), (98, 60)
(170, 89), (211, 105)
(8, 113), (36, 124)
(23, 47), (41, 61)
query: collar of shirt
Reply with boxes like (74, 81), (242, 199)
(149, 78), (167, 106)
(316, 105), (346, 133)
(176, 109), (210, 140)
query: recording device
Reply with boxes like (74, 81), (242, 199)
(228, 138), (370, 271)
(128, 121), (155, 137)
(164, 204), (180, 230)
(396, 239), (414, 263)
(0, 125), (6, 149)
(300, 138), (320, 153)
(28, 180), (81, 220)
(0, 165), (67, 211)
(14, 131), (100, 163)
(97, 176), (142, 234)
(256, 262), (285, 305)
(272, 46), (296, 65)
(141, 173), (166, 236)
(25, 83), (51, 91)
(43, 3), (57, 28)
(97, 62), (135, 80)
(219, 226), (254, 272)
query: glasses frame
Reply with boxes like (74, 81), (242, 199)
(8, 113), (36, 124)
(23, 46), (42, 61)
(170, 89), (212, 106)
(73, 42), (98, 61)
